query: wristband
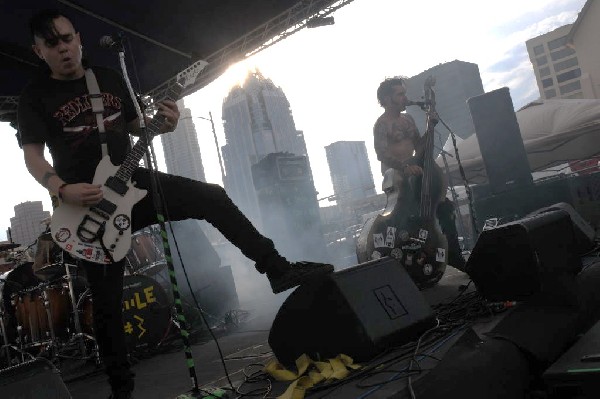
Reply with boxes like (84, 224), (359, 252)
(58, 183), (69, 200)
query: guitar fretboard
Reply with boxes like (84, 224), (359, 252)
(114, 82), (183, 183)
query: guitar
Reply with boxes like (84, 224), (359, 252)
(50, 60), (207, 264)
(356, 76), (448, 288)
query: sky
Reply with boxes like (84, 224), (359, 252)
(0, 0), (588, 242)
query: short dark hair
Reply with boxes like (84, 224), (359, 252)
(377, 77), (406, 106)
(29, 9), (74, 42)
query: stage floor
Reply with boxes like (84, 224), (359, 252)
(11, 257), (595, 399)
(61, 266), (495, 399)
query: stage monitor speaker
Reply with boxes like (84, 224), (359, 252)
(526, 202), (596, 255)
(268, 257), (435, 369)
(467, 87), (533, 194)
(466, 209), (582, 303)
(0, 358), (72, 398)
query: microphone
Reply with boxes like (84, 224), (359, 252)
(99, 33), (124, 50)
(406, 100), (426, 107)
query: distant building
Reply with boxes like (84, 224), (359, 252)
(526, 0), (600, 102)
(10, 201), (50, 246)
(405, 60), (484, 149)
(160, 99), (207, 182)
(252, 152), (328, 262)
(325, 141), (376, 206)
(221, 70), (311, 226)
(526, 24), (582, 100)
(567, 0), (600, 99)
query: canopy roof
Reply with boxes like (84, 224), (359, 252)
(0, 0), (352, 124)
(438, 99), (600, 185)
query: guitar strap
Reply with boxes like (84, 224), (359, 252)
(84, 68), (115, 265)
(84, 68), (109, 158)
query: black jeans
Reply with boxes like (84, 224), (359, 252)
(83, 167), (277, 392)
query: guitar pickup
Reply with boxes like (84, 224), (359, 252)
(105, 176), (129, 196)
(90, 199), (117, 219)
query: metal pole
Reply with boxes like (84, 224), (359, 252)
(207, 112), (227, 185)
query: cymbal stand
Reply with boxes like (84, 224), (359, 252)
(39, 282), (60, 360)
(62, 258), (88, 358)
(0, 305), (12, 364)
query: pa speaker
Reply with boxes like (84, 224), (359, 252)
(466, 209), (582, 303)
(268, 257), (435, 369)
(467, 87), (533, 194)
(526, 202), (596, 255)
(0, 358), (72, 398)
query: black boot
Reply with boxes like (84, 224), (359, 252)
(259, 253), (334, 294)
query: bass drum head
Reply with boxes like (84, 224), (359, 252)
(121, 275), (171, 352)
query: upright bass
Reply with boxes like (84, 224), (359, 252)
(357, 77), (448, 288)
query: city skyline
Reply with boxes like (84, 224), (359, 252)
(0, 0), (587, 241)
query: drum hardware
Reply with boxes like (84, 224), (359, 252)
(63, 261), (88, 358)
(126, 229), (167, 276)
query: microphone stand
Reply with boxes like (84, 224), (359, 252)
(112, 41), (202, 394)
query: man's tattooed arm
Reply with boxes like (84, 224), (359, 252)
(41, 171), (57, 189)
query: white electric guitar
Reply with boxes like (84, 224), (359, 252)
(50, 60), (207, 264)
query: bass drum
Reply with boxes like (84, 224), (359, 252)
(122, 275), (171, 351)
(80, 275), (171, 351)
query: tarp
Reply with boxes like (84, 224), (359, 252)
(438, 99), (600, 184)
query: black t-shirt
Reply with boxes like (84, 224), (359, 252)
(18, 66), (137, 183)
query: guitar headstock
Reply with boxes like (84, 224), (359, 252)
(176, 60), (209, 89)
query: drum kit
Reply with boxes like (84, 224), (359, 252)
(0, 226), (172, 369)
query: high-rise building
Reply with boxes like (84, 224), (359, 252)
(325, 141), (376, 206)
(221, 70), (310, 225)
(405, 60), (485, 149)
(10, 201), (50, 246)
(252, 153), (328, 262)
(526, 24), (582, 100)
(526, 1), (599, 100)
(567, 0), (600, 99)
(160, 99), (206, 182)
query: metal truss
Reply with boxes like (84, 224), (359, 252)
(0, 96), (19, 123)
(1, 1), (356, 118)
(147, 0), (355, 101)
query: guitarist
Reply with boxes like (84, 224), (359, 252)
(17, 9), (333, 399)
(373, 77), (465, 272)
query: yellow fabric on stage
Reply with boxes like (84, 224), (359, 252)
(264, 354), (360, 399)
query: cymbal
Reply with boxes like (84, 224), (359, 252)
(0, 242), (20, 251)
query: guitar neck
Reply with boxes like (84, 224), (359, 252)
(114, 82), (183, 182)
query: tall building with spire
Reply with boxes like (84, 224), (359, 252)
(160, 99), (206, 182)
(221, 70), (309, 226)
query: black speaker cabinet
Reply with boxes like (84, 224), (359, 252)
(466, 209), (582, 303)
(0, 358), (72, 398)
(467, 87), (533, 194)
(268, 257), (435, 369)
(527, 202), (596, 255)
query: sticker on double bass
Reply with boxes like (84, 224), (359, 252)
(436, 248), (446, 262)
(373, 233), (385, 248)
(385, 226), (397, 248)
